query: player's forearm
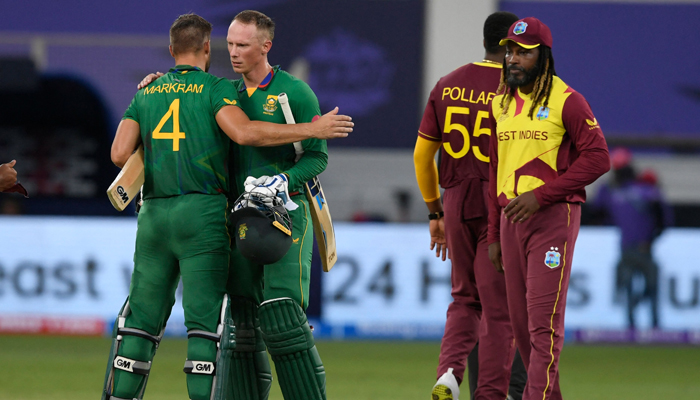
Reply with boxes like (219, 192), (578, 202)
(285, 150), (327, 191)
(240, 120), (320, 146)
(413, 137), (441, 202)
(425, 199), (443, 214)
(216, 106), (317, 146)
(111, 119), (142, 168)
(533, 147), (610, 206)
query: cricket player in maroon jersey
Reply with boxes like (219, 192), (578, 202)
(414, 12), (525, 400)
(487, 17), (609, 400)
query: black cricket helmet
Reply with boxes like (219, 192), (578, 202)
(231, 191), (293, 265)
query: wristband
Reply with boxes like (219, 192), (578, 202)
(428, 211), (444, 220)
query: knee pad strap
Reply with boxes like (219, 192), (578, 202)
(118, 327), (162, 346)
(114, 356), (151, 375)
(188, 329), (221, 342)
(183, 360), (216, 375)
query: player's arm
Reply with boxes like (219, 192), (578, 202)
(532, 93), (610, 207)
(216, 105), (352, 146)
(138, 74), (352, 145)
(414, 136), (447, 261)
(283, 150), (327, 191)
(283, 84), (328, 190)
(415, 83), (447, 260)
(111, 119), (142, 168)
(414, 136), (442, 208)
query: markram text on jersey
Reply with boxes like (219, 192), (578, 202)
(143, 83), (204, 95)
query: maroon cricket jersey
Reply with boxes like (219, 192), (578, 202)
(487, 76), (610, 244)
(418, 62), (502, 188)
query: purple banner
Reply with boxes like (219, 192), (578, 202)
(500, 2), (700, 138)
(1, 0), (425, 148)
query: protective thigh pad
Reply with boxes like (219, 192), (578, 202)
(229, 297), (272, 400)
(259, 298), (326, 400)
(183, 294), (236, 400)
(102, 298), (164, 400)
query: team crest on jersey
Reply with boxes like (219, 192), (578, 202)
(514, 21), (528, 35)
(544, 247), (561, 269)
(238, 223), (248, 240)
(536, 106), (550, 121)
(263, 95), (279, 114)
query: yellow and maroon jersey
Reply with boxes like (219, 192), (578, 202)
(418, 62), (502, 188)
(487, 75), (609, 244)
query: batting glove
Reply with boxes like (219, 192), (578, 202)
(244, 175), (269, 193)
(257, 174), (299, 211)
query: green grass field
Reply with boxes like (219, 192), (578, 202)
(0, 336), (698, 399)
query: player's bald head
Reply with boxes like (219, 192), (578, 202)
(170, 13), (212, 55)
(483, 11), (519, 55)
(233, 10), (275, 42)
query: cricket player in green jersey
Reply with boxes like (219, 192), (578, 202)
(227, 11), (328, 400)
(105, 14), (353, 400)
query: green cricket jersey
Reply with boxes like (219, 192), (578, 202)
(123, 65), (241, 199)
(230, 66), (328, 196)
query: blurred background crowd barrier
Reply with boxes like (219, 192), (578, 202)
(1, 0), (699, 342)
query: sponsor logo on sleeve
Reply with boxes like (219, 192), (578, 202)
(586, 118), (600, 130)
(224, 98), (237, 105)
(544, 247), (561, 269)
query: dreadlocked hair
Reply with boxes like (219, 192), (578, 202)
(497, 46), (557, 119)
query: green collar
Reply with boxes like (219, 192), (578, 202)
(169, 65), (202, 74)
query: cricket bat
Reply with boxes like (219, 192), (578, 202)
(278, 93), (337, 272)
(106, 144), (144, 211)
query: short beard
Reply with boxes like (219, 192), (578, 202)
(507, 63), (540, 88)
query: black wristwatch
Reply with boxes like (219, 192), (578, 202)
(428, 211), (444, 220)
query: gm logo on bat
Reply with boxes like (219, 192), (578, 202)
(116, 186), (129, 202)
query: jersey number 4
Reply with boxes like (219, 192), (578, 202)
(153, 99), (186, 151)
(443, 106), (490, 162)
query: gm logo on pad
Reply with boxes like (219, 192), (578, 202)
(114, 356), (134, 372)
(191, 361), (215, 374)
